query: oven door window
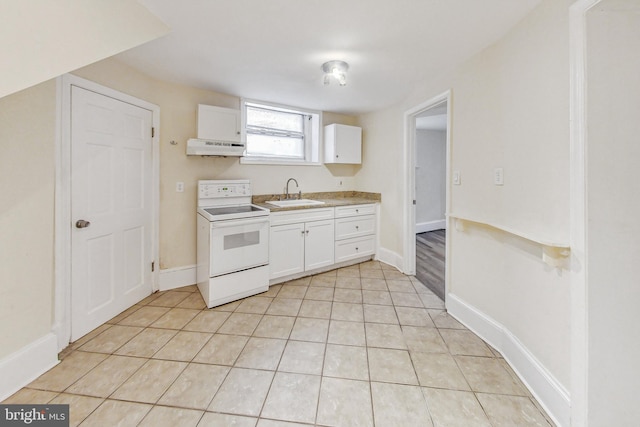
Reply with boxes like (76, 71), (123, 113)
(224, 230), (260, 250)
(209, 218), (269, 277)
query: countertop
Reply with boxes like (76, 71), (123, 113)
(252, 191), (381, 212)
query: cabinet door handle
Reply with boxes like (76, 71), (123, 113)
(306, 230), (309, 235)
(355, 209), (359, 213)
(355, 225), (359, 230)
(355, 247), (359, 251)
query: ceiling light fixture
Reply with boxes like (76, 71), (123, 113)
(322, 60), (349, 86)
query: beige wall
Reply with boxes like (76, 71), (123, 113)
(451, 0), (570, 240)
(450, 0), (572, 390)
(356, 105), (405, 254)
(73, 59), (359, 270)
(586, 1), (640, 424)
(0, 0), (168, 99)
(358, 0), (573, 391)
(0, 81), (57, 359)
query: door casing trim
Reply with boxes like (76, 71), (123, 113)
(569, 0), (604, 425)
(53, 74), (160, 351)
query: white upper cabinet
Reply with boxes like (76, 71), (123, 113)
(197, 104), (241, 142)
(324, 124), (362, 164)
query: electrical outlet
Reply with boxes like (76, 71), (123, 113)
(494, 168), (504, 185)
(453, 170), (461, 185)
(176, 182), (184, 192)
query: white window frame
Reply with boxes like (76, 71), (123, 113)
(240, 98), (322, 165)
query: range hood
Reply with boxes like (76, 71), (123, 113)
(187, 104), (245, 156)
(186, 138), (245, 156)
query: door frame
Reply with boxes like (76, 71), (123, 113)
(402, 90), (452, 292)
(569, 0), (603, 425)
(53, 74), (160, 351)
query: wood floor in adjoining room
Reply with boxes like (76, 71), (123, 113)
(416, 229), (446, 301)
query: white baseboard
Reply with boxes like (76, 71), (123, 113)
(159, 265), (196, 291)
(375, 247), (403, 272)
(416, 219), (446, 233)
(0, 333), (59, 401)
(446, 294), (570, 427)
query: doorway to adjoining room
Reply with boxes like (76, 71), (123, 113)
(414, 102), (447, 300)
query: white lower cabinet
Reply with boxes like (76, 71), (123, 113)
(269, 204), (377, 281)
(269, 208), (335, 280)
(304, 220), (335, 271)
(334, 204), (376, 262)
(269, 222), (306, 278)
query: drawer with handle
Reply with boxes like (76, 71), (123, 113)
(335, 235), (375, 263)
(334, 203), (376, 218)
(335, 215), (375, 240)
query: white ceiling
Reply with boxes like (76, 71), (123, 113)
(117, 0), (540, 115)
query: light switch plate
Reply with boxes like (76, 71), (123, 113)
(453, 170), (461, 185)
(176, 182), (184, 192)
(494, 168), (504, 185)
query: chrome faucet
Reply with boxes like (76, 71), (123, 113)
(285, 178), (300, 200)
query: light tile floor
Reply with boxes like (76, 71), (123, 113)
(4, 261), (555, 426)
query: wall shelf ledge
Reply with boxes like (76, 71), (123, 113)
(448, 214), (570, 268)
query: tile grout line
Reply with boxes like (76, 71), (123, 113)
(9, 261), (554, 426)
(364, 279), (377, 427)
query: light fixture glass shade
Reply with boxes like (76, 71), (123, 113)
(322, 60), (349, 86)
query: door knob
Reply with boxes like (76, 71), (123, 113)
(76, 220), (91, 229)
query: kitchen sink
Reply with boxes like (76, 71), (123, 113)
(266, 199), (326, 208)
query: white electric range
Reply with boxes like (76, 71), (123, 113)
(196, 179), (270, 308)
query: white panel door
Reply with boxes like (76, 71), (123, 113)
(71, 86), (153, 340)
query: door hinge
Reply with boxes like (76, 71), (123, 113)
(151, 127), (155, 138)
(151, 261), (155, 272)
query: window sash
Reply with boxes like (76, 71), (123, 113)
(246, 124), (305, 139)
(246, 105), (305, 133)
(241, 99), (321, 164)
(245, 104), (308, 160)
(245, 133), (305, 159)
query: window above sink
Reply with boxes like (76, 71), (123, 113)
(240, 99), (322, 166)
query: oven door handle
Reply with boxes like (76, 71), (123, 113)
(210, 218), (269, 229)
